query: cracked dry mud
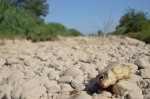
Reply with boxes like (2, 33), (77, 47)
(0, 35), (150, 99)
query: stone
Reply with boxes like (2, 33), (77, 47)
(126, 91), (143, 99)
(21, 85), (46, 99)
(7, 71), (24, 83)
(71, 76), (84, 88)
(11, 86), (22, 99)
(140, 69), (150, 78)
(0, 84), (12, 99)
(44, 81), (58, 90)
(21, 78), (39, 90)
(61, 84), (73, 92)
(80, 64), (95, 73)
(112, 80), (142, 96)
(69, 91), (92, 99)
(135, 57), (150, 69)
(34, 75), (49, 84)
(36, 54), (50, 61)
(49, 60), (63, 71)
(101, 91), (112, 98)
(24, 70), (36, 79)
(63, 67), (83, 78)
(48, 70), (58, 80)
(48, 85), (61, 93)
(6, 58), (20, 64)
(58, 76), (73, 83)
(88, 71), (98, 80)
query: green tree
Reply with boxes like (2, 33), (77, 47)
(9, 0), (49, 17)
(69, 29), (83, 36)
(116, 7), (150, 34)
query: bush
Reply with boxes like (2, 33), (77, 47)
(130, 29), (150, 44)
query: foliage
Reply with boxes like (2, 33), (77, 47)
(68, 29), (83, 36)
(9, 0), (49, 17)
(116, 7), (150, 34)
(112, 27), (127, 35)
(130, 29), (150, 44)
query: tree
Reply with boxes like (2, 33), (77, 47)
(9, 0), (49, 17)
(116, 7), (150, 34)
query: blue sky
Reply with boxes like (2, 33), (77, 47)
(44, 0), (150, 35)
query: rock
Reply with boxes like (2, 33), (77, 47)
(88, 71), (98, 80)
(0, 84), (12, 99)
(80, 64), (95, 73)
(101, 91), (112, 98)
(21, 78), (39, 90)
(69, 91), (92, 99)
(140, 69), (150, 78)
(24, 60), (31, 66)
(48, 70), (58, 80)
(61, 84), (73, 92)
(21, 85), (46, 99)
(135, 57), (150, 69)
(126, 91), (143, 99)
(34, 75), (49, 84)
(11, 86), (22, 99)
(36, 54), (50, 61)
(71, 75), (84, 88)
(63, 67), (83, 78)
(127, 73), (143, 83)
(0, 67), (15, 78)
(0, 58), (5, 66)
(112, 80), (142, 96)
(6, 58), (20, 64)
(49, 60), (63, 71)
(48, 85), (61, 93)
(58, 76), (73, 83)
(96, 63), (131, 88)
(24, 70), (36, 79)
(44, 80), (58, 90)
(7, 71), (24, 83)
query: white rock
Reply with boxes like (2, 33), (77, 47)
(0, 84), (12, 99)
(21, 78), (39, 90)
(135, 57), (150, 69)
(24, 70), (36, 79)
(21, 85), (46, 99)
(127, 91), (143, 99)
(0, 67), (15, 78)
(58, 76), (73, 83)
(36, 54), (50, 61)
(61, 84), (73, 92)
(71, 75), (84, 88)
(34, 75), (49, 84)
(80, 64), (95, 73)
(88, 71), (98, 80)
(69, 91), (92, 99)
(48, 85), (61, 93)
(11, 86), (22, 99)
(49, 60), (63, 71)
(44, 81), (58, 90)
(6, 58), (20, 64)
(48, 70), (58, 80)
(7, 71), (24, 83)
(140, 69), (150, 78)
(112, 80), (142, 96)
(63, 67), (83, 78)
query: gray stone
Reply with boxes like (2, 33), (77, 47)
(140, 69), (150, 78)
(24, 70), (36, 79)
(48, 70), (58, 80)
(36, 54), (50, 61)
(58, 76), (73, 83)
(135, 57), (150, 69)
(48, 85), (61, 93)
(63, 67), (83, 78)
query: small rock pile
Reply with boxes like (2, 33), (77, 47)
(0, 35), (150, 99)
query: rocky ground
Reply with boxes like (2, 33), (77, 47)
(0, 35), (150, 99)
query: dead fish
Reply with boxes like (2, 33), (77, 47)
(96, 63), (131, 88)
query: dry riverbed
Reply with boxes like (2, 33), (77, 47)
(0, 35), (150, 99)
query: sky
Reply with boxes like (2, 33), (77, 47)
(44, 0), (150, 35)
